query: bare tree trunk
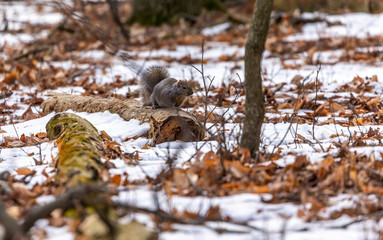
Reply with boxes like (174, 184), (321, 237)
(240, 0), (273, 159)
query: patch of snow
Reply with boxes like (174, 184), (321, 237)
(202, 22), (231, 36)
(286, 12), (383, 41)
(34, 219), (74, 240)
(36, 195), (56, 205)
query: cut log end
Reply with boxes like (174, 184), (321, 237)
(150, 116), (203, 144)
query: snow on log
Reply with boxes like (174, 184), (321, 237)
(42, 94), (204, 144)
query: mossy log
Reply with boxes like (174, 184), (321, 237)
(42, 94), (204, 144)
(46, 112), (105, 185)
(46, 112), (154, 240)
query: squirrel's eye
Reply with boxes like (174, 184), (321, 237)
(183, 87), (186, 89)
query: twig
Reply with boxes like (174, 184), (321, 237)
(328, 217), (364, 229)
(308, 66), (326, 153)
(105, 0), (130, 41)
(312, 65), (321, 141)
(191, 38), (212, 129)
(290, 127), (319, 152)
(47, 18), (70, 39)
(0, 9), (8, 32)
(114, 201), (268, 233)
(55, 1), (146, 77)
(270, 72), (313, 155)
(67, 68), (96, 83)
(272, 82), (287, 95)
(11, 124), (35, 157)
(10, 46), (50, 61)
(0, 91), (13, 100)
(331, 114), (342, 144)
(205, 73), (243, 132)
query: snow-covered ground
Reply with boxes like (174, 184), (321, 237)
(1, 1), (383, 240)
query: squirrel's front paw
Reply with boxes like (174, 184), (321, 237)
(152, 105), (160, 109)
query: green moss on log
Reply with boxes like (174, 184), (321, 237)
(46, 112), (101, 141)
(46, 112), (105, 185)
(46, 112), (155, 239)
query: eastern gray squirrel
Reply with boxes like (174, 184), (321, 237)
(139, 66), (193, 109)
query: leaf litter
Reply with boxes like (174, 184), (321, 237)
(1, 1), (383, 239)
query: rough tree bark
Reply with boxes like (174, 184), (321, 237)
(240, 0), (273, 159)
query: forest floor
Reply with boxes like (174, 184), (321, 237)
(1, 1), (383, 240)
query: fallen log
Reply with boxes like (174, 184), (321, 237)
(44, 112), (154, 240)
(46, 112), (105, 185)
(41, 94), (204, 144)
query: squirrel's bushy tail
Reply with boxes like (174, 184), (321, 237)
(139, 66), (170, 106)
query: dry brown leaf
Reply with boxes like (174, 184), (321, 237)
(124, 135), (139, 141)
(2, 71), (19, 84)
(11, 182), (36, 198)
(239, 147), (252, 163)
(367, 96), (380, 105)
(291, 75), (304, 87)
(111, 174), (121, 186)
(329, 100), (345, 113)
(308, 196), (324, 211)
(16, 167), (34, 175)
(202, 151), (219, 168)
(36, 132), (47, 138)
(6, 140), (26, 148)
(297, 208), (306, 218)
(353, 54), (370, 61)
(20, 134), (27, 143)
(22, 105), (38, 120)
(218, 55), (229, 61)
(352, 75), (364, 84)
(307, 46), (317, 63)
(174, 169), (189, 190)
(205, 205), (221, 219)
(314, 104), (325, 116)
(226, 161), (250, 179)
(100, 130), (112, 141)
(252, 185), (269, 194)
(277, 102), (293, 109)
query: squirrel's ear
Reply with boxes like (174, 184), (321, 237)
(176, 80), (182, 87)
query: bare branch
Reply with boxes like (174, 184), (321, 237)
(105, 0), (130, 41)
(0, 91), (13, 100)
(114, 201), (268, 234)
(0, 203), (27, 240)
(21, 184), (111, 232)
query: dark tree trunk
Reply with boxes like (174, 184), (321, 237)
(240, 0), (273, 159)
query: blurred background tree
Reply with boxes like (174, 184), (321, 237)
(129, 0), (226, 26)
(270, 0), (381, 13)
(128, 0), (382, 26)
